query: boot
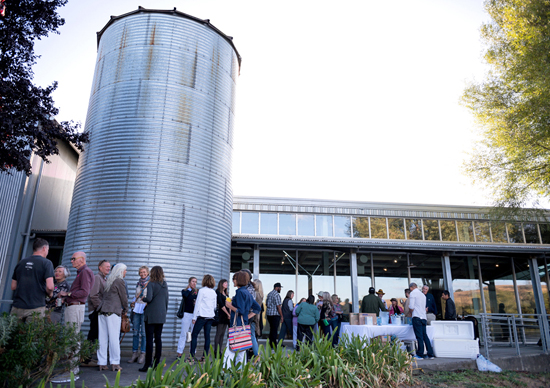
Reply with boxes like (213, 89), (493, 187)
(137, 351), (145, 364)
(127, 351), (139, 363)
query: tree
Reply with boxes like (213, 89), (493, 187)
(0, 0), (88, 176)
(462, 0), (550, 215)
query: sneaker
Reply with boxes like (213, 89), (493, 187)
(425, 355), (435, 360)
(412, 355), (424, 361)
(51, 372), (79, 383)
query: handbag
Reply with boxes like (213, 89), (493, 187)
(177, 297), (185, 319)
(228, 312), (253, 352)
(121, 311), (131, 333)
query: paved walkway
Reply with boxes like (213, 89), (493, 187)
(48, 342), (549, 387)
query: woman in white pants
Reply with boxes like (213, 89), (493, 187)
(97, 263), (128, 372)
(176, 277), (198, 360)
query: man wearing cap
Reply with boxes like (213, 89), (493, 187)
(376, 289), (388, 310)
(266, 282), (283, 347)
(360, 287), (387, 315)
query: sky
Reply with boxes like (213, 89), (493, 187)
(32, 0), (493, 207)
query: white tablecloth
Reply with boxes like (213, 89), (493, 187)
(342, 324), (435, 346)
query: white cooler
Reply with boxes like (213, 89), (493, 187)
(431, 321), (479, 359)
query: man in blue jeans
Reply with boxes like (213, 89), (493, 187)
(408, 282), (435, 360)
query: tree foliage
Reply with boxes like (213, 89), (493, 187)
(0, 0), (88, 176)
(462, 0), (550, 215)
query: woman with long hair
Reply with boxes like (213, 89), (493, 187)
(128, 265), (149, 364)
(319, 291), (333, 337)
(252, 279), (264, 338)
(214, 278), (231, 356)
(295, 295), (319, 350)
(139, 266), (169, 372)
(278, 290), (294, 343)
(46, 265), (71, 323)
(176, 276), (198, 360)
(190, 274), (217, 361)
(97, 263), (128, 372)
(223, 271), (261, 367)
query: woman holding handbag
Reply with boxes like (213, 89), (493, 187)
(176, 277), (198, 360)
(139, 266), (169, 372)
(97, 263), (128, 372)
(223, 271), (261, 367)
(214, 279), (231, 356)
(128, 266), (149, 364)
(189, 274), (217, 361)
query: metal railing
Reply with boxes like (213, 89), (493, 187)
(479, 313), (549, 360)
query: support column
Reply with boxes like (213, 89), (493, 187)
(370, 252), (376, 288)
(529, 257), (549, 353)
(253, 245), (260, 280)
(333, 252), (337, 296)
(407, 253), (411, 285)
(442, 253), (454, 299)
(477, 256), (487, 314)
(350, 249), (359, 313)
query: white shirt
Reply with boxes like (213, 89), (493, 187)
(408, 288), (427, 320)
(192, 287), (217, 321)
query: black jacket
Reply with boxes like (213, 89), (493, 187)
(143, 281), (169, 324)
(445, 298), (457, 320)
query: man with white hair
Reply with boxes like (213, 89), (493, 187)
(408, 282), (435, 361)
(422, 285), (438, 324)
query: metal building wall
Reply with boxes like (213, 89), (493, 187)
(0, 170), (25, 297)
(63, 9), (238, 352)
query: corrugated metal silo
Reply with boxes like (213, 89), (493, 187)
(63, 8), (239, 351)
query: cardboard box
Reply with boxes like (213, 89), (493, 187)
(359, 313), (377, 325)
(349, 313), (359, 325)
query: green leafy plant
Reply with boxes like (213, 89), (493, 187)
(0, 312), (95, 388)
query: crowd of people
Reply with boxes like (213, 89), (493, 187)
(10, 238), (461, 380)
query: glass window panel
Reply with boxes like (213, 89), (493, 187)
(457, 221), (474, 242)
(523, 223), (539, 244)
(230, 248), (254, 284)
(279, 214), (296, 235)
(406, 219), (422, 240)
(423, 220), (440, 241)
(259, 250), (297, 335)
(440, 220), (457, 241)
(297, 214), (314, 236)
(334, 216), (351, 238)
(316, 215), (333, 237)
(491, 222), (507, 243)
(232, 212), (240, 233)
(478, 257), (518, 315)
(507, 223), (524, 243)
(260, 213), (277, 235)
(370, 217), (387, 239)
(353, 217), (369, 238)
(334, 253), (352, 322)
(474, 221), (491, 242)
(451, 256), (481, 316)
(241, 212), (259, 234)
(388, 218), (405, 239)
(540, 224), (550, 244)
(357, 253), (372, 310)
(409, 255), (444, 316)
(372, 254), (410, 313)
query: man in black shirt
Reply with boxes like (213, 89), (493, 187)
(11, 238), (54, 322)
(442, 290), (457, 320)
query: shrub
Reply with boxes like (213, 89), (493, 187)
(0, 312), (96, 388)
